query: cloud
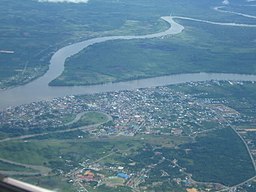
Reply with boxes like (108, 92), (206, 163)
(38, 0), (89, 3)
(222, 0), (229, 5)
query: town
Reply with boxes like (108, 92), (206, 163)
(0, 81), (256, 192)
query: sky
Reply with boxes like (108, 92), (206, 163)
(38, 0), (89, 3)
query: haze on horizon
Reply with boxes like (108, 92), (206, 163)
(38, 0), (89, 3)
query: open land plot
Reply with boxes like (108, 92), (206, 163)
(0, 139), (118, 168)
(73, 112), (110, 127)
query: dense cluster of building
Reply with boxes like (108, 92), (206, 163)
(1, 81), (255, 192)
(0, 84), (240, 138)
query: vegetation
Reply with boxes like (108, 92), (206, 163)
(73, 112), (109, 127)
(53, 21), (256, 86)
(51, 0), (256, 86)
(0, 134), (190, 191)
(2, 0), (255, 87)
(1, 0), (256, 191)
(0, 0), (181, 88)
(0, 122), (255, 190)
(178, 128), (255, 186)
(0, 160), (34, 172)
(172, 81), (256, 122)
(1, 81), (256, 190)
(95, 185), (132, 192)
(20, 175), (77, 192)
(0, 111), (109, 138)
(30, 130), (88, 140)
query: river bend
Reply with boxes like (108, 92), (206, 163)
(0, 16), (256, 110)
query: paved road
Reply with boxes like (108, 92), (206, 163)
(0, 111), (112, 143)
(0, 111), (112, 176)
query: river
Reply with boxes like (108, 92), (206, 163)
(0, 16), (256, 110)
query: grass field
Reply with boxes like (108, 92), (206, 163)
(74, 112), (109, 126)
(104, 177), (125, 186)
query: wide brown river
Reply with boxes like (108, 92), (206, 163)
(0, 16), (256, 110)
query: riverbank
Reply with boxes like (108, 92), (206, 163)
(0, 15), (256, 110)
(49, 14), (256, 87)
(47, 16), (184, 86)
(1, 72), (256, 111)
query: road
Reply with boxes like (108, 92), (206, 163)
(231, 126), (256, 171)
(0, 111), (112, 143)
(0, 111), (112, 176)
(0, 158), (51, 176)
